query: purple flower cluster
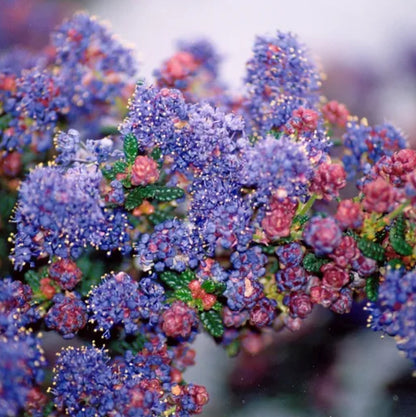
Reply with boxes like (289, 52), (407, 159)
(87, 271), (165, 338)
(135, 219), (202, 272)
(242, 134), (312, 203)
(51, 345), (120, 416)
(1, 68), (68, 152)
(244, 31), (321, 136)
(0, 278), (38, 336)
(342, 119), (407, 179)
(52, 339), (208, 416)
(51, 12), (137, 118)
(11, 164), (131, 268)
(45, 293), (87, 338)
(225, 247), (268, 311)
(120, 84), (187, 152)
(0, 12), (136, 153)
(0, 330), (45, 417)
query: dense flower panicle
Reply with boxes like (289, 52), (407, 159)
(242, 135), (312, 203)
(244, 31), (321, 136)
(190, 176), (253, 254)
(276, 242), (304, 267)
(174, 103), (248, 179)
(342, 119), (407, 179)
(48, 258), (82, 290)
(275, 265), (307, 292)
(51, 345), (119, 416)
(87, 271), (165, 337)
(369, 268), (416, 365)
(225, 247), (268, 311)
(362, 177), (397, 213)
(335, 199), (363, 229)
(329, 235), (360, 268)
(249, 297), (277, 327)
(287, 291), (313, 319)
(1, 68), (68, 152)
(303, 216), (342, 255)
(51, 12), (136, 116)
(261, 196), (298, 240)
(374, 148), (416, 187)
(0, 278), (38, 336)
(0, 331), (46, 417)
(11, 164), (131, 269)
(120, 84), (188, 152)
(0, 47), (45, 75)
(161, 301), (198, 339)
(45, 293), (87, 338)
(310, 161), (346, 200)
(135, 219), (203, 272)
(177, 38), (221, 78)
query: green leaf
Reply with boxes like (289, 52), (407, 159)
(110, 333), (146, 355)
(24, 270), (40, 292)
(358, 238), (385, 262)
(200, 310), (224, 338)
(125, 185), (185, 210)
(366, 275), (379, 302)
(225, 339), (240, 357)
(388, 259), (405, 269)
(172, 287), (193, 302)
(292, 214), (309, 227)
(77, 256), (105, 296)
(160, 271), (183, 289)
(42, 401), (55, 417)
(150, 147), (163, 168)
(212, 301), (223, 312)
(123, 134), (138, 165)
(145, 185), (185, 202)
(260, 245), (276, 255)
(0, 114), (11, 130)
(148, 210), (174, 225)
(201, 280), (216, 293)
(102, 168), (115, 181)
(125, 187), (144, 210)
(180, 269), (196, 284)
(113, 161), (128, 175)
(302, 253), (329, 273)
(389, 215), (413, 256)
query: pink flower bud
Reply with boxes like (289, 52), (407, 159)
(131, 155), (159, 186)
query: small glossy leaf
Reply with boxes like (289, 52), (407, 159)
(200, 310), (224, 338)
(358, 238), (385, 262)
(123, 134), (138, 165)
(172, 287), (193, 302)
(366, 275), (379, 302)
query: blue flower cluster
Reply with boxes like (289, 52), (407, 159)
(87, 272), (165, 338)
(225, 247), (268, 311)
(51, 345), (120, 416)
(369, 267), (416, 365)
(0, 278), (38, 336)
(1, 68), (68, 152)
(11, 164), (131, 269)
(342, 119), (407, 179)
(0, 330), (45, 417)
(242, 134), (312, 204)
(51, 12), (137, 118)
(120, 84), (188, 152)
(244, 31), (321, 137)
(135, 219), (202, 272)
(0, 12), (136, 153)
